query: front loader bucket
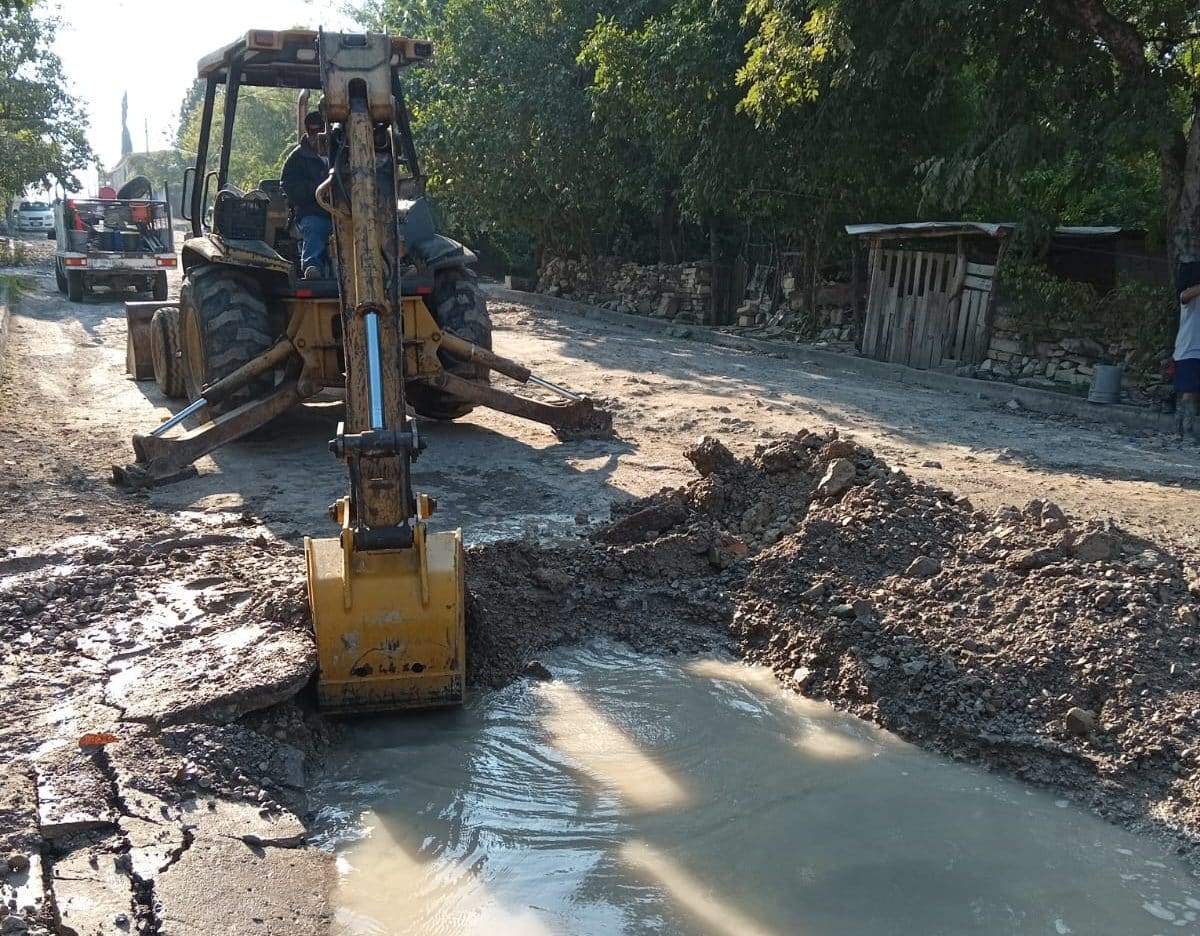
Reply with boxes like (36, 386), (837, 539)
(305, 527), (465, 714)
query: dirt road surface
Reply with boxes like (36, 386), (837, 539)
(3, 264), (1200, 554)
(3, 255), (1200, 931)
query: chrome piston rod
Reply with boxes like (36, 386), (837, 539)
(527, 374), (582, 402)
(365, 311), (385, 431)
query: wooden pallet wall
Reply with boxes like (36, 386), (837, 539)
(860, 245), (994, 369)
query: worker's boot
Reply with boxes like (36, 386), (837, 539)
(1178, 397), (1198, 442)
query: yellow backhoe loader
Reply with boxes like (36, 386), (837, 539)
(118, 29), (609, 714)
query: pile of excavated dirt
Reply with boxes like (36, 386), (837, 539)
(468, 428), (1200, 858)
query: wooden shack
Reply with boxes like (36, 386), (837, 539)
(846, 222), (1123, 371)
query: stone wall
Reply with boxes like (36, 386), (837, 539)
(536, 257), (713, 323)
(975, 305), (1172, 404)
(536, 256), (856, 337)
(737, 273), (857, 342)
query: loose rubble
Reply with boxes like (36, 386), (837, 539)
(0, 524), (328, 934)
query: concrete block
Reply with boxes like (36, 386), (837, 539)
(35, 749), (118, 840)
(120, 815), (187, 884)
(105, 622), (316, 726)
(153, 834), (329, 936)
(180, 796), (305, 849)
(50, 839), (134, 935)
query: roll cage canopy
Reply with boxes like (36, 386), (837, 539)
(187, 28), (431, 237)
(196, 29), (433, 89)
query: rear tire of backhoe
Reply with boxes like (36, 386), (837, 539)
(180, 265), (274, 419)
(409, 270), (492, 421)
(152, 271), (169, 301)
(150, 305), (186, 399)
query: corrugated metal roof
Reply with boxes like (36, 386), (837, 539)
(845, 222), (1122, 238)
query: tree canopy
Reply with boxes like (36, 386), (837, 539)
(738, 0), (1200, 261)
(338, 0), (1199, 283)
(0, 3), (93, 205)
(174, 82), (302, 195)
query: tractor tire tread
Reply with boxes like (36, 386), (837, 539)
(410, 271), (492, 421)
(150, 305), (187, 399)
(181, 265), (274, 417)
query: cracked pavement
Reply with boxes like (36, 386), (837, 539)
(0, 525), (330, 934)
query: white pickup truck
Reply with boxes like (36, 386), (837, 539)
(53, 197), (177, 302)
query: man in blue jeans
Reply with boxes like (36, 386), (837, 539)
(281, 111), (332, 279)
(1176, 260), (1200, 442)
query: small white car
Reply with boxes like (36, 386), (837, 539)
(16, 201), (53, 233)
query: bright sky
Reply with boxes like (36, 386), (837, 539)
(51, 0), (360, 188)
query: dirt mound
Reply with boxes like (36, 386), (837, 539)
(470, 428), (1200, 855)
(722, 438), (1200, 833)
(465, 535), (733, 688)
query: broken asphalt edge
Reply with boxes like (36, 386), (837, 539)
(484, 285), (1178, 437)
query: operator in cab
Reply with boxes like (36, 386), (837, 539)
(281, 110), (332, 280)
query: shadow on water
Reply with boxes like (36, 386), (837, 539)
(310, 640), (1200, 936)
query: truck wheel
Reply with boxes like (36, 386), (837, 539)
(150, 305), (186, 399)
(409, 270), (492, 420)
(152, 271), (168, 301)
(67, 270), (83, 302)
(180, 265), (274, 419)
(54, 258), (67, 294)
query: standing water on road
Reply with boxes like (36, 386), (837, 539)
(311, 641), (1200, 935)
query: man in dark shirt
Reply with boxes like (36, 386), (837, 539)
(281, 111), (331, 279)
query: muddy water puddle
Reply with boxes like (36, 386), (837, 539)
(312, 641), (1199, 935)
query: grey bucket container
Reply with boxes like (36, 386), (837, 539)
(1088, 364), (1123, 404)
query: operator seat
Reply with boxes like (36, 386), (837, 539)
(258, 179), (300, 267)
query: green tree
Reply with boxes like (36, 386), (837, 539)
(0, 3), (93, 205)
(358, 0), (665, 266)
(581, 0), (755, 264)
(175, 85), (301, 193)
(738, 0), (1200, 267)
(120, 91), (132, 157)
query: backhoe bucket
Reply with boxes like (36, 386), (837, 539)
(305, 525), (465, 714)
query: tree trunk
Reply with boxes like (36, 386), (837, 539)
(709, 217), (723, 326)
(1050, 0), (1147, 81)
(1166, 97), (1200, 268)
(657, 190), (678, 264)
(1051, 2), (1198, 273)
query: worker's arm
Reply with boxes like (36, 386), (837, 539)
(1182, 284), (1200, 304)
